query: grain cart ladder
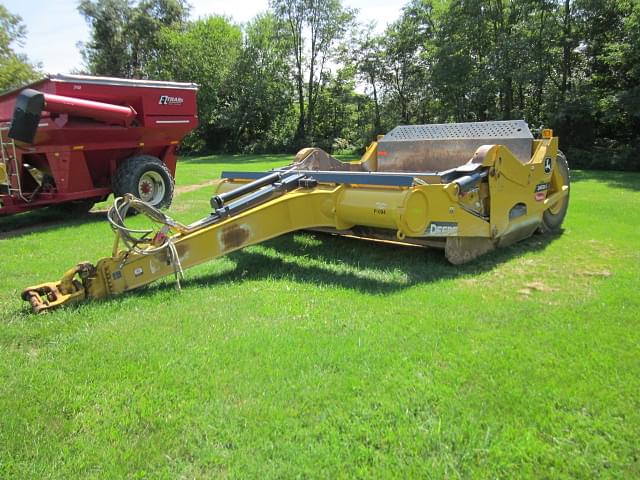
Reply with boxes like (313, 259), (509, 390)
(0, 127), (28, 203)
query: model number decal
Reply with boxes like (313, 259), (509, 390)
(535, 182), (550, 192)
(159, 95), (184, 105)
(373, 202), (387, 215)
(425, 222), (459, 236)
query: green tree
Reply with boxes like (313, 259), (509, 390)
(312, 66), (364, 150)
(270, 0), (355, 142)
(351, 29), (384, 133)
(153, 16), (243, 151)
(227, 14), (295, 152)
(0, 5), (40, 91)
(550, 0), (640, 169)
(379, 1), (437, 125)
(78, 0), (189, 77)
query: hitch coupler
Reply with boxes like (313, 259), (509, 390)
(21, 262), (95, 313)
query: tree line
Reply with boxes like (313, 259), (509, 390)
(1, 0), (639, 170)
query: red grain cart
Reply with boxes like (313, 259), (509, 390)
(0, 74), (198, 215)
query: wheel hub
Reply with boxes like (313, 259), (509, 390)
(137, 171), (166, 204)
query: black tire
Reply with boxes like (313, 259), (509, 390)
(538, 150), (570, 233)
(112, 155), (174, 209)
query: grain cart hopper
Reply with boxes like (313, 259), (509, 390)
(22, 120), (570, 313)
(0, 74), (197, 215)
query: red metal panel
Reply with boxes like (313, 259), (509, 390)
(46, 151), (72, 194)
(65, 150), (95, 192)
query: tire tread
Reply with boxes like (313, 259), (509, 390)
(112, 155), (174, 208)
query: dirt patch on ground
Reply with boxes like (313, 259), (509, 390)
(175, 180), (218, 195)
(518, 281), (558, 296)
(579, 269), (612, 277)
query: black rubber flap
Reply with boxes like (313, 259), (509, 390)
(8, 88), (45, 144)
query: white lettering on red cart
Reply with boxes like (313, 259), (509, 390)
(159, 95), (184, 105)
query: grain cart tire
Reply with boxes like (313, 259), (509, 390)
(538, 151), (570, 233)
(113, 155), (174, 209)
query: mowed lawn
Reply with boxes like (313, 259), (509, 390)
(0, 155), (639, 478)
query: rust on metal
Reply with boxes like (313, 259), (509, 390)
(219, 224), (251, 251)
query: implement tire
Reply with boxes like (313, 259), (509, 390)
(112, 155), (174, 209)
(538, 150), (570, 233)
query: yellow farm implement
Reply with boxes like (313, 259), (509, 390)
(22, 120), (569, 312)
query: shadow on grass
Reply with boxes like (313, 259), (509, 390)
(10, 229), (564, 317)
(571, 170), (640, 191)
(139, 230), (564, 297)
(0, 208), (107, 240)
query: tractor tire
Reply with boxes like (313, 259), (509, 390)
(538, 150), (570, 233)
(112, 155), (174, 209)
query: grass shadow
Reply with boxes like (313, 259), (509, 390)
(571, 169), (640, 191)
(10, 229), (564, 316)
(139, 230), (564, 297)
(0, 208), (107, 240)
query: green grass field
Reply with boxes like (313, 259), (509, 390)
(1, 155), (639, 478)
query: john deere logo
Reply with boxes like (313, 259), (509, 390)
(159, 95), (184, 106)
(544, 157), (552, 174)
